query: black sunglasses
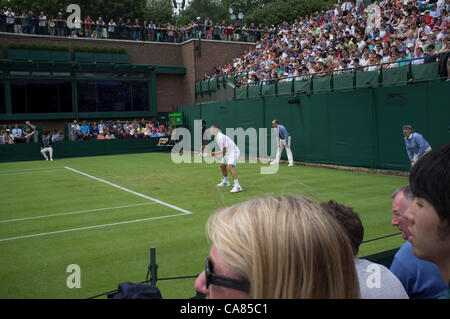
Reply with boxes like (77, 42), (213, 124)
(205, 258), (250, 293)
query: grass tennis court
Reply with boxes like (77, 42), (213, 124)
(0, 152), (408, 298)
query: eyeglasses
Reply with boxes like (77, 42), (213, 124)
(205, 258), (250, 293)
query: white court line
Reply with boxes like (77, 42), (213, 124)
(0, 213), (187, 242)
(0, 167), (194, 242)
(64, 166), (193, 215)
(0, 202), (157, 224)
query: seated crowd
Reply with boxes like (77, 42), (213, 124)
(0, 121), (60, 144)
(70, 118), (174, 141)
(203, 0), (449, 85)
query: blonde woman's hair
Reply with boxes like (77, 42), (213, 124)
(207, 195), (360, 299)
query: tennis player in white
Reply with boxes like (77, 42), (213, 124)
(210, 124), (243, 193)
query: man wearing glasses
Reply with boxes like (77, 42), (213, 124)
(389, 186), (447, 299)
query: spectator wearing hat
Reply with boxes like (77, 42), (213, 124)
(1, 129), (14, 144)
(55, 12), (65, 36)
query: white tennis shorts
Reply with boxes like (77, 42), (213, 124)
(222, 151), (240, 166)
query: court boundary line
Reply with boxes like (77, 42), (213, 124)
(0, 213), (188, 242)
(0, 202), (157, 224)
(64, 166), (193, 215)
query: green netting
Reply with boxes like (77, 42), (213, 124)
(410, 62), (440, 82)
(381, 66), (408, 87)
(355, 70), (379, 88)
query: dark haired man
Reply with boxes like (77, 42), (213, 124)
(404, 143), (450, 299)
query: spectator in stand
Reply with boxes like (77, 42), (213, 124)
(2, 129), (14, 144)
(84, 16), (94, 38)
(156, 127), (166, 137)
(96, 17), (105, 39)
(38, 11), (47, 35)
(80, 120), (91, 140)
(22, 121), (35, 143)
(11, 124), (23, 143)
(71, 120), (82, 141)
(90, 121), (99, 138)
(28, 10), (38, 34)
(133, 130), (141, 139)
(123, 129), (133, 139)
(98, 120), (106, 135)
(105, 130), (115, 140)
(133, 18), (141, 41)
(108, 18), (116, 39)
(4, 8), (15, 33)
(55, 12), (65, 37)
(51, 129), (63, 143)
(48, 15), (55, 36)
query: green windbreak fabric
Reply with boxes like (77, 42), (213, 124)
(333, 73), (354, 91)
(293, 78), (312, 93)
(411, 62), (439, 82)
(278, 81), (293, 95)
(381, 66), (408, 87)
(312, 76), (331, 92)
(262, 83), (276, 96)
(248, 85), (261, 98)
(355, 70), (379, 88)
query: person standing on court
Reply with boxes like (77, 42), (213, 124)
(271, 119), (294, 166)
(402, 125), (431, 167)
(210, 124), (243, 193)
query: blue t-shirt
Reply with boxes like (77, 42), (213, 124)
(80, 125), (90, 134)
(390, 241), (448, 299)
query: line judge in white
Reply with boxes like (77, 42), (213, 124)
(210, 124), (243, 193)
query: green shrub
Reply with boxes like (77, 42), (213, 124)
(8, 43), (17, 49)
(29, 43), (40, 50)
(118, 47), (127, 54)
(39, 43), (50, 51)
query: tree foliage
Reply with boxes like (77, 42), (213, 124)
(0, 0), (337, 27)
(178, 0), (336, 26)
